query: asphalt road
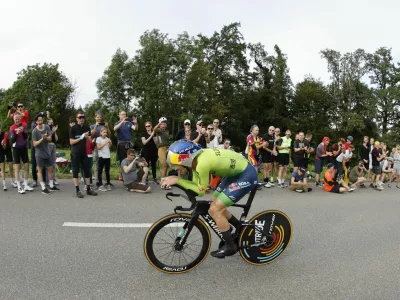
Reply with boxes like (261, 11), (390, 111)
(1, 180), (400, 300)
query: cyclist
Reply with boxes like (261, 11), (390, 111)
(161, 140), (258, 258)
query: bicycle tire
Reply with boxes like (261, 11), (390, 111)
(238, 210), (292, 266)
(144, 213), (211, 274)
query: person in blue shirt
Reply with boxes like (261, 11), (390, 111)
(289, 167), (312, 193)
(113, 111), (138, 166)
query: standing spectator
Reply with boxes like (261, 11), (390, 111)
(0, 127), (16, 190)
(32, 114), (60, 194)
(391, 147), (400, 188)
(154, 117), (170, 181)
(96, 128), (113, 192)
(184, 128), (192, 140)
(304, 133), (314, 172)
(46, 118), (59, 185)
(360, 136), (370, 173)
(212, 119), (223, 144)
(8, 102), (29, 125)
(121, 149), (151, 193)
(113, 111), (138, 168)
(272, 128), (281, 183)
(315, 137), (333, 188)
(246, 125), (265, 170)
(90, 111), (111, 187)
(10, 114), (33, 194)
(370, 141), (385, 191)
(368, 137), (375, 178)
(336, 145), (353, 180)
(330, 138), (345, 169)
(175, 119), (191, 141)
(276, 130), (292, 188)
(207, 124), (220, 148)
(348, 161), (367, 188)
(261, 126), (277, 188)
(141, 121), (159, 184)
(69, 112), (97, 198)
(31, 112), (47, 187)
(190, 120), (210, 149)
(293, 132), (306, 170)
(289, 167), (312, 193)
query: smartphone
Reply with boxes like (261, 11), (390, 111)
(98, 122), (105, 126)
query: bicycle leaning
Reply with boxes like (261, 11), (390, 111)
(143, 183), (292, 274)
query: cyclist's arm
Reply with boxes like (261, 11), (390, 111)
(177, 164), (209, 197)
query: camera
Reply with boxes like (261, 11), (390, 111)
(7, 101), (17, 110)
(98, 122), (105, 126)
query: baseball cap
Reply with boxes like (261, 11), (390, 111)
(196, 120), (204, 126)
(322, 137), (330, 143)
(347, 136), (353, 141)
(184, 119), (191, 125)
(159, 117), (167, 123)
(374, 141), (380, 146)
(299, 167), (306, 173)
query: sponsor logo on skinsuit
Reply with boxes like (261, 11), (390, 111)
(228, 183), (240, 192)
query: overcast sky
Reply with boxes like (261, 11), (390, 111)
(1, 0), (399, 107)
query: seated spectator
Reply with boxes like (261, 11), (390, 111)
(218, 139), (234, 150)
(380, 157), (396, 187)
(348, 161), (367, 188)
(121, 149), (151, 193)
(323, 163), (355, 194)
(289, 167), (312, 193)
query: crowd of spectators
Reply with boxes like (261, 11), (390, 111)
(1, 102), (399, 198)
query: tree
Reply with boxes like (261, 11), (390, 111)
(96, 49), (136, 113)
(367, 47), (400, 134)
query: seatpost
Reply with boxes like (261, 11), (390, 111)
(240, 186), (258, 221)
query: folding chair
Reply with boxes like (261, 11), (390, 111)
(55, 152), (70, 174)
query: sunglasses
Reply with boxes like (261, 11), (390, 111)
(18, 105), (24, 108)
(184, 123), (190, 126)
(145, 125), (151, 127)
(207, 127), (213, 130)
(77, 116), (85, 119)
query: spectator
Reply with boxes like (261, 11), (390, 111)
(191, 120), (210, 149)
(0, 127), (16, 190)
(246, 125), (265, 170)
(32, 114), (60, 194)
(218, 139), (233, 150)
(8, 102), (29, 125)
(304, 133), (314, 172)
(336, 144), (353, 180)
(141, 121), (159, 185)
(31, 112), (47, 187)
(368, 137), (375, 179)
(391, 147), (400, 188)
(154, 117), (170, 182)
(90, 111), (111, 187)
(272, 128), (281, 183)
(46, 117), (59, 185)
(175, 119), (191, 141)
(96, 127), (113, 192)
(207, 124), (220, 148)
(370, 141), (385, 191)
(289, 167), (312, 193)
(80, 138), (95, 188)
(315, 137), (333, 188)
(184, 128), (191, 140)
(69, 112), (97, 198)
(10, 114), (32, 194)
(276, 129), (292, 188)
(261, 126), (277, 188)
(330, 138), (345, 169)
(121, 148), (151, 193)
(348, 161), (367, 188)
(380, 157), (396, 187)
(212, 119), (223, 144)
(293, 132), (306, 170)
(113, 111), (138, 166)
(323, 163), (355, 193)
(360, 136), (370, 174)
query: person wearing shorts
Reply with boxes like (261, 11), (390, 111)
(261, 126), (276, 188)
(154, 117), (170, 181)
(315, 137), (333, 188)
(32, 114), (60, 194)
(323, 163), (354, 193)
(9, 114), (32, 194)
(348, 161), (367, 188)
(370, 141), (385, 191)
(121, 149), (151, 193)
(0, 128), (16, 191)
(293, 132), (306, 170)
(276, 130), (291, 188)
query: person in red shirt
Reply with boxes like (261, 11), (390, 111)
(8, 102), (29, 125)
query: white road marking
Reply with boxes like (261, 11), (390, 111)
(63, 222), (184, 228)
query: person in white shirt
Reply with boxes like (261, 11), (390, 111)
(336, 145), (353, 180)
(96, 128), (112, 191)
(212, 119), (223, 144)
(218, 139), (233, 150)
(206, 124), (220, 148)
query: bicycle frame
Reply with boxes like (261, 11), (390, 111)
(172, 185), (274, 250)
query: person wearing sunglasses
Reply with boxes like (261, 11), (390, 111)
(191, 120), (210, 149)
(141, 122), (159, 184)
(7, 102), (29, 125)
(218, 139), (233, 150)
(206, 124), (219, 149)
(212, 119), (223, 144)
(175, 119), (192, 141)
(69, 112), (97, 198)
(275, 130), (292, 188)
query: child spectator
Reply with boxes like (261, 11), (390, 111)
(96, 128), (113, 191)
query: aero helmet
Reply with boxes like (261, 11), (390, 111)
(167, 140), (203, 168)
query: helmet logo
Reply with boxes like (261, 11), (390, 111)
(178, 154), (190, 162)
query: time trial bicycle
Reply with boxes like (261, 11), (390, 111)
(144, 183), (292, 274)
